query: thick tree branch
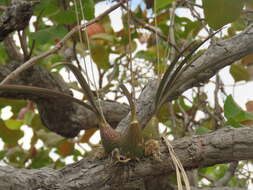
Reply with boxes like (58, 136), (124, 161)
(0, 126), (251, 189)
(117, 24), (253, 134)
(0, 61), (129, 137)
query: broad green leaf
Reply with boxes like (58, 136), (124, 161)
(0, 120), (24, 146)
(51, 10), (76, 24)
(4, 119), (23, 130)
(34, 0), (58, 16)
(82, 0), (95, 20)
(200, 164), (228, 180)
(224, 95), (253, 127)
(224, 95), (244, 119)
(30, 26), (68, 44)
(91, 44), (110, 70)
(203, 0), (244, 30)
(155, 0), (174, 11)
(230, 64), (250, 82)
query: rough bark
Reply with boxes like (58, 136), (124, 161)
(0, 2), (253, 190)
(0, 126), (251, 189)
(117, 23), (253, 134)
(0, 61), (129, 137)
(0, 1), (129, 137)
(1, 1), (253, 138)
(0, 0), (38, 41)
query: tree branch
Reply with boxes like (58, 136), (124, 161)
(0, 61), (129, 137)
(0, 0), (128, 85)
(117, 23), (253, 134)
(0, 126), (251, 189)
(0, 0), (38, 41)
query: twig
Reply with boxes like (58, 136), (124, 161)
(167, 1), (177, 61)
(17, 30), (29, 60)
(213, 74), (225, 129)
(1, 0), (128, 85)
(120, 4), (179, 52)
(0, 6), (7, 11)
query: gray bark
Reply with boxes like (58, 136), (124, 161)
(117, 23), (253, 134)
(0, 1), (253, 190)
(0, 0), (38, 41)
(0, 126), (251, 190)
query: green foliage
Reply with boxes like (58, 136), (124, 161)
(82, 0), (95, 20)
(203, 0), (245, 30)
(30, 26), (68, 44)
(224, 95), (253, 127)
(0, 0), (251, 188)
(230, 63), (250, 82)
(0, 119), (24, 146)
(155, 0), (175, 11)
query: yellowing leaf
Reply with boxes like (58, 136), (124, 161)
(246, 101), (253, 113)
(230, 64), (250, 82)
(80, 128), (97, 143)
(242, 53), (253, 65)
(58, 141), (74, 157)
(91, 43), (110, 70)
